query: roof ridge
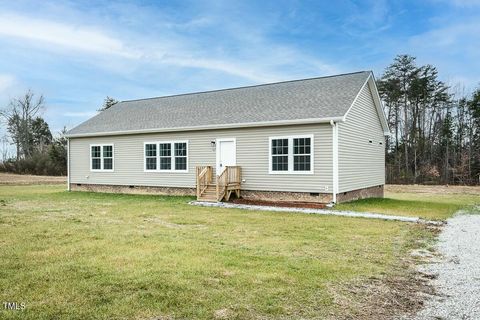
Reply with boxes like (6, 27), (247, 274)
(120, 70), (372, 103)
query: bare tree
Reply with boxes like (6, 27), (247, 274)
(1, 134), (10, 162)
(0, 90), (45, 159)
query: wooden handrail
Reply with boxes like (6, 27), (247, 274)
(196, 165), (212, 198)
(196, 165), (241, 201)
(216, 166), (241, 201)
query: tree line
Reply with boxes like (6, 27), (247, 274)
(378, 55), (480, 184)
(0, 90), (67, 175)
(0, 93), (118, 176)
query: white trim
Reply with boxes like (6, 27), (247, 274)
(331, 121), (339, 203)
(342, 74), (370, 122)
(342, 72), (390, 136)
(65, 117), (346, 138)
(368, 74), (391, 136)
(67, 138), (70, 191)
(89, 143), (114, 172)
(143, 140), (189, 173)
(268, 134), (314, 175)
(216, 138), (237, 175)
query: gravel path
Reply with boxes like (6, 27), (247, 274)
(411, 213), (480, 320)
(190, 201), (428, 223)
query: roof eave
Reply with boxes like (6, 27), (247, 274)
(65, 116), (346, 138)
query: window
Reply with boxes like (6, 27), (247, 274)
(271, 138), (289, 171)
(90, 144), (114, 171)
(159, 143), (171, 170)
(293, 137), (311, 171)
(145, 144), (157, 170)
(174, 142), (187, 170)
(103, 145), (113, 170)
(91, 146), (101, 170)
(269, 135), (313, 174)
(144, 141), (188, 172)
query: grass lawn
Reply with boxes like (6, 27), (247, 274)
(0, 184), (435, 319)
(336, 185), (480, 220)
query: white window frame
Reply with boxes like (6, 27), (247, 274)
(143, 140), (189, 173)
(268, 134), (314, 174)
(90, 144), (114, 172)
(144, 142), (158, 171)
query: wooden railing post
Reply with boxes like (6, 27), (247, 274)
(196, 167), (199, 198)
(196, 165), (241, 202)
(216, 174), (219, 201)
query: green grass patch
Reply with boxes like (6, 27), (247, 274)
(336, 191), (480, 220)
(0, 185), (438, 319)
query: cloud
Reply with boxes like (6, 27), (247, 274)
(409, 20), (480, 54)
(0, 74), (15, 93)
(0, 9), (340, 84)
(405, 18), (480, 90)
(0, 13), (141, 58)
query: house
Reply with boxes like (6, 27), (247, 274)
(66, 71), (389, 204)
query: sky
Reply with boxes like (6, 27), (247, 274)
(0, 0), (479, 142)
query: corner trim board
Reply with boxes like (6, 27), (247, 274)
(67, 138), (70, 191)
(331, 121), (339, 203)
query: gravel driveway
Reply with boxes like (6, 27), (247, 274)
(411, 212), (480, 319)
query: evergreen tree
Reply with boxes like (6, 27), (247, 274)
(98, 96), (118, 112)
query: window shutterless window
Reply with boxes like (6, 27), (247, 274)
(293, 137), (311, 171)
(159, 143), (171, 170)
(271, 138), (289, 171)
(144, 141), (188, 172)
(145, 143), (157, 170)
(90, 144), (114, 171)
(269, 135), (313, 174)
(174, 142), (187, 170)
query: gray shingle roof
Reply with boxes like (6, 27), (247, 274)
(67, 71), (371, 137)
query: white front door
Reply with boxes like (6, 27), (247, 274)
(216, 138), (236, 174)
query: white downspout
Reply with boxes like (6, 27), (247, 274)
(330, 120), (339, 204)
(67, 138), (71, 191)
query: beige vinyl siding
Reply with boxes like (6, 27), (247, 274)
(69, 123), (333, 193)
(338, 82), (385, 193)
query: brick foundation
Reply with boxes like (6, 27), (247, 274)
(70, 183), (195, 196)
(70, 183), (384, 204)
(241, 190), (333, 204)
(336, 185), (384, 203)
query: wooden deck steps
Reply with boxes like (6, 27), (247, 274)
(196, 166), (241, 202)
(197, 184), (218, 202)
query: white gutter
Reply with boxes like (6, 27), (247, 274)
(330, 120), (339, 204)
(66, 116), (346, 138)
(67, 138), (70, 191)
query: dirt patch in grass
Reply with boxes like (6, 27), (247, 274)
(386, 184), (480, 195)
(0, 173), (66, 185)
(331, 224), (441, 319)
(331, 272), (435, 320)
